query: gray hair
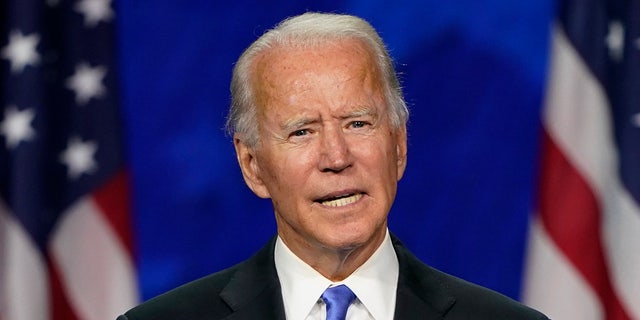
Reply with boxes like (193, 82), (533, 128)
(226, 12), (409, 147)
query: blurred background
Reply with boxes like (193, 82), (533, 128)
(7, 1), (640, 319)
(116, 0), (554, 301)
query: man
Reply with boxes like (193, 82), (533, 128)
(118, 12), (548, 320)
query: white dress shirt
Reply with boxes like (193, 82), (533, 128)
(274, 230), (399, 320)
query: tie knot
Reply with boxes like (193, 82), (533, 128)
(321, 285), (356, 320)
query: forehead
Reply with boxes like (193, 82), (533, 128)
(251, 39), (384, 114)
(254, 38), (376, 72)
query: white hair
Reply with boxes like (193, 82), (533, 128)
(226, 12), (409, 147)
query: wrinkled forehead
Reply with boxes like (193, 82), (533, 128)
(251, 38), (385, 111)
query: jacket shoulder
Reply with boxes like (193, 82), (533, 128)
(120, 237), (282, 320)
(122, 263), (242, 320)
(392, 235), (548, 320)
(433, 268), (549, 319)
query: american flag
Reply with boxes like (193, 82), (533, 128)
(0, 0), (139, 319)
(523, 0), (640, 319)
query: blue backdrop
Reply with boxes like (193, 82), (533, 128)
(115, 0), (555, 301)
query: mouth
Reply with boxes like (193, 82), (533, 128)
(315, 192), (364, 207)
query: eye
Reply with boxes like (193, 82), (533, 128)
(349, 121), (368, 128)
(291, 129), (310, 137)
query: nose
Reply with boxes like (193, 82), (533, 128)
(318, 126), (352, 173)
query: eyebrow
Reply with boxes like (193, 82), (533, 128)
(340, 106), (378, 120)
(280, 105), (379, 132)
(280, 117), (318, 132)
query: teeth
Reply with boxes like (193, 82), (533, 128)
(321, 194), (362, 207)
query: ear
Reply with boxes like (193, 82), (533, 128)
(395, 126), (408, 180)
(234, 135), (271, 199)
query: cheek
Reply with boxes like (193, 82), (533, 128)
(264, 147), (318, 189)
(354, 137), (396, 167)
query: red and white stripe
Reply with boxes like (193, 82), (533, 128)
(0, 171), (138, 320)
(0, 201), (50, 320)
(523, 24), (640, 320)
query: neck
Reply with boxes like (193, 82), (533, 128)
(279, 230), (386, 282)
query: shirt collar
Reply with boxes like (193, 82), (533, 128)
(275, 230), (399, 320)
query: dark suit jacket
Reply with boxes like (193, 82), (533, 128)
(118, 235), (548, 320)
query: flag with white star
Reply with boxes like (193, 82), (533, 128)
(523, 0), (640, 319)
(0, 0), (139, 319)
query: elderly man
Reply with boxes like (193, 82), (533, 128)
(118, 12), (548, 320)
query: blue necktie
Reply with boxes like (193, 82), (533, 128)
(321, 285), (356, 320)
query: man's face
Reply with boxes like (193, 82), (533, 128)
(235, 39), (407, 257)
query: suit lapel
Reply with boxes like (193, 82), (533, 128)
(219, 237), (286, 320)
(392, 235), (456, 319)
(215, 235), (456, 320)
